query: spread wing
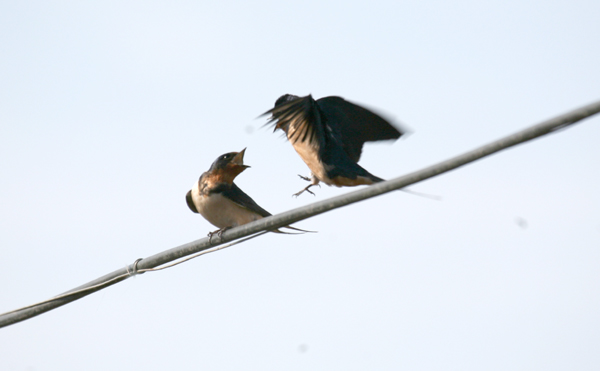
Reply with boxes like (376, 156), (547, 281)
(316, 96), (404, 162)
(263, 94), (326, 149)
(213, 183), (272, 218)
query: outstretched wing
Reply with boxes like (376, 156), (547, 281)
(316, 96), (404, 162)
(263, 94), (326, 149)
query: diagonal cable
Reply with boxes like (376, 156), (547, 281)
(1, 99), (599, 329)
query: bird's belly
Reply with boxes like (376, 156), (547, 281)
(193, 192), (262, 229)
(292, 141), (335, 185)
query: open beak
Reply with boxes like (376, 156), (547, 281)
(231, 148), (250, 168)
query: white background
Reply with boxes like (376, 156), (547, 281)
(1, 1), (599, 370)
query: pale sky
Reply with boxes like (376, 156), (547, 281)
(1, 1), (599, 370)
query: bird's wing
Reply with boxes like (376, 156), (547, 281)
(186, 190), (199, 213)
(264, 94), (326, 148)
(214, 183), (272, 218)
(316, 96), (404, 162)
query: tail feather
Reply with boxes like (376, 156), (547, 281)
(369, 174), (385, 183)
(369, 176), (442, 200)
(283, 225), (316, 233)
(272, 225), (316, 234)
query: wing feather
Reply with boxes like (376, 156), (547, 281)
(263, 95), (325, 149)
(316, 96), (404, 162)
(211, 183), (271, 218)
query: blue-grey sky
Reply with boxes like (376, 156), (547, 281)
(1, 1), (599, 370)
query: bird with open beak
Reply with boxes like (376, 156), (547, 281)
(186, 148), (310, 239)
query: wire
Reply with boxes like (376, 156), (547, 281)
(0, 231), (269, 318)
(1, 99), (599, 328)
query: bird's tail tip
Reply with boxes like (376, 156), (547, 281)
(273, 225), (317, 234)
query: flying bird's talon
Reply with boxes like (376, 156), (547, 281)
(298, 175), (312, 182)
(293, 184), (317, 197)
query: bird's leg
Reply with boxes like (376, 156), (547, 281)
(298, 174), (312, 182)
(217, 227), (231, 238)
(207, 230), (218, 244)
(207, 227), (231, 244)
(293, 175), (321, 197)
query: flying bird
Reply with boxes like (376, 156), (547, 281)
(186, 148), (310, 240)
(264, 94), (404, 196)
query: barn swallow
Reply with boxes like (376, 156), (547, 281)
(263, 94), (404, 196)
(186, 148), (310, 240)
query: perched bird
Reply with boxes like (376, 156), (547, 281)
(186, 148), (310, 240)
(264, 94), (404, 196)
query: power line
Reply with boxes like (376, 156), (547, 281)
(1, 99), (599, 329)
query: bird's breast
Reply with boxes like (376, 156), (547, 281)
(191, 186), (262, 229)
(290, 142), (377, 188)
(291, 140), (336, 185)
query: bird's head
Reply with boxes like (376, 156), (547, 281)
(208, 148), (250, 181)
(269, 94), (304, 135)
(274, 94), (300, 107)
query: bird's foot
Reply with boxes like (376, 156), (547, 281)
(293, 184), (319, 197)
(207, 227), (231, 244)
(298, 174), (312, 182)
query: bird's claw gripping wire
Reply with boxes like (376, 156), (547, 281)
(208, 227), (231, 244)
